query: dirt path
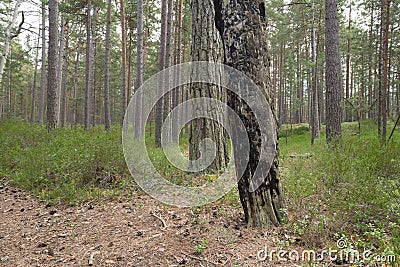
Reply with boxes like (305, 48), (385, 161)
(0, 183), (306, 267)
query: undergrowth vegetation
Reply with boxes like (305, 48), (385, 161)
(0, 118), (399, 264)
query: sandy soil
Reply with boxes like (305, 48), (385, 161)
(0, 183), (324, 267)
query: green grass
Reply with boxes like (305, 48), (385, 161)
(0, 119), (132, 204)
(279, 120), (400, 262)
(0, 118), (399, 262)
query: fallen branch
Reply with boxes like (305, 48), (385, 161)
(180, 251), (223, 266)
(151, 213), (167, 229)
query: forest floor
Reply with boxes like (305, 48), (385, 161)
(0, 182), (315, 267)
(1, 120), (399, 267)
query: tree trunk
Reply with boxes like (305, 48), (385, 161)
(30, 28), (40, 122)
(46, 0), (59, 131)
(57, 18), (65, 125)
(311, 5), (320, 145)
(38, 1), (46, 123)
(155, 0), (168, 146)
(60, 21), (69, 128)
(217, 0), (286, 227)
(189, 0), (229, 172)
(345, 4), (352, 122)
(120, 0), (127, 125)
(325, 0), (342, 143)
(134, 0), (144, 139)
(104, 0), (112, 132)
(72, 48), (80, 127)
(378, 0), (391, 143)
(84, 0), (93, 131)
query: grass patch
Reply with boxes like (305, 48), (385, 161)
(0, 120), (132, 204)
(280, 120), (400, 261)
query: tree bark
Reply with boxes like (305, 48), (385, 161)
(120, 0), (127, 125)
(30, 28), (40, 122)
(84, 0), (93, 131)
(311, 5), (320, 145)
(38, 1), (46, 123)
(104, 0), (112, 132)
(189, 0), (229, 172)
(57, 18), (65, 125)
(217, 0), (286, 227)
(60, 21), (69, 128)
(155, 0), (168, 146)
(134, 0), (144, 139)
(46, 0), (59, 131)
(378, 0), (391, 143)
(325, 0), (342, 143)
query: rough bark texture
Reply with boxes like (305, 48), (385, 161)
(104, 0), (112, 132)
(217, 0), (286, 227)
(189, 0), (229, 172)
(46, 0), (59, 131)
(325, 0), (342, 143)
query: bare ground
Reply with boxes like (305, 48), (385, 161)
(0, 183), (332, 267)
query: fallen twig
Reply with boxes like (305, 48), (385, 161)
(88, 251), (97, 266)
(180, 250), (223, 266)
(151, 213), (167, 229)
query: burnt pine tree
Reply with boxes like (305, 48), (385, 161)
(216, 0), (286, 227)
(46, 0), (59, 131)
(189, 0), (229, 172)
(325, 0), (342, 143)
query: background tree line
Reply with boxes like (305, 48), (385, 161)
(0, 0), (398, 142)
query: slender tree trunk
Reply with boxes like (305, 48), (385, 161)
(60, 21), (69, 128)
(368, 4), (374, 119)
(38, 1), (46, 123)
(325, 0), (342, 143)
(345, 4), (352, 122)
(30, 29), (40, 122)
(217, 0), (286, 227)
(57, 18), (65, 124)
(104, 0), (112, 132)
(379, 0), (391, 143)
(134, 0), (144, 139)
(85, 0), (93, 131)
(72, 49), (79, 127)
(46, 0), (59, 131)
(155, 0), (168, 146)
(120, 0), (127, 124)
(311, 5), (320, 145)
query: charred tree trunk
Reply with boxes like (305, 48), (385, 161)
(217, 0), (286, 227)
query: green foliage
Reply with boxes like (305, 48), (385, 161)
(281, 120), (400, 260)
(0, 120), (132, 204)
